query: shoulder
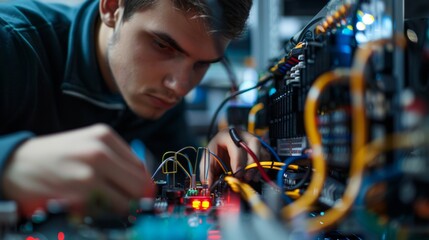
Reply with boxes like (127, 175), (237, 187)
(0, 0), (72, 26)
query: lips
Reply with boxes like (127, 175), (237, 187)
(146, 94), (177, 109)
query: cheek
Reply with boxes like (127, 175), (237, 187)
(108, 44), (150, 91)
(107, 33), (172, 93)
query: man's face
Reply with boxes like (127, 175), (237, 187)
(101, 0), (228, 119)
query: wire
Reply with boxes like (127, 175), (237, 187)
(228, 127), (278, 188)
(197, 147), (231, 185)
(281, 68), (350, 220)
(277, 155), (309, 204)
(248, 103), (264, 134)
(284, 164), (311, 191)
(207, 149), (230, 174)
(350, 37), (405, 156)
(305, 37), (408, 233)
(235, 162), (299, 177)
(256, 136), (282, 169)
(152, 157), (191, 181)
(285, 189), (301, 199)
(284, 1), (329, 53)
(162, 151), (193, 175)
(206, 73), (273, 142)
(307, 128), (429, 233)
(238, 141), (277, 188)
(297, 16), (325, 42)
(175, 146), (197, 174)
(221, 56), (239, 92)
(224, 176), (273, 219)
(276, 155), (309, 189)
(245, 161), (298, 171)
(203, 148), (210, 183)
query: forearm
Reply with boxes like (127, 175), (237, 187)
(0, 131), (34, 199)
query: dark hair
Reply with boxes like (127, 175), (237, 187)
(122, 0), (252, 39)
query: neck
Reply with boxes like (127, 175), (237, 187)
(95, 18), (119, 92)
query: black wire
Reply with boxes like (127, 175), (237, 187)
(228, 127), (242, 147)
(296, 16), (325, 42)
(221, 56), (239, 92)
(284, 164), (312, 191)
(209, 174), (226, 192)
(206, 74), (273, 142)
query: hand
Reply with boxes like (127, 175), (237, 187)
(1, 124), (155, 217)
(200, 129), (268, 186)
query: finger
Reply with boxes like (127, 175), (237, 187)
(224, 140), (247, 174)
(90, 124), (146, 167)
(86, 143), (154, 199)
(89, 124), (155, 197)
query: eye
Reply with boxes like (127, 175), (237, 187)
(153, 39), (168, 49)
(152, 38), (174, 54)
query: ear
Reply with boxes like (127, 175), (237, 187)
(99, 0), (120, 28)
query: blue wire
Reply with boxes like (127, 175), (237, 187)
(277, 155), (309, 204)
(256, 137), (308, 204)
(355, 162), (401, 206)
(257, 137), (282, 163)
(208, 150), (230, 173)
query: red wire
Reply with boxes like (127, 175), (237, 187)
(238, 141), (277, 189)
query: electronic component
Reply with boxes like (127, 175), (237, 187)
(4, 0), (429, 239)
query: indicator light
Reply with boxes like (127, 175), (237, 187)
(192, 200), (202, 210)
(187, 196), (212, 211)
(201, 200), (210, 209)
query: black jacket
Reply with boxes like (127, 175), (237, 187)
(0, 0), (198, 196)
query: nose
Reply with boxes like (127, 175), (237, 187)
(163, 64), (195, 97)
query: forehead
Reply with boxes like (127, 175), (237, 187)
(125, 0), (228, 60)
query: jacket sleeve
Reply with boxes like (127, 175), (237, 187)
(0, 131), (34, 199)
(0, 11), (35, 199)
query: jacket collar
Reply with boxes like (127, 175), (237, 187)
(61, 0), (125, 110)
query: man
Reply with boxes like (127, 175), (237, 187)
(0, 0), (261, 217)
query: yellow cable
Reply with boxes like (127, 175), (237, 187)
(161, 151), (192, 174)
(224, 176), (273, 219)
(215, 159), (228, 174)
(285, 189), (301, 199)
(307, 36), (407, 233)
(175, 146), (198, 174)
(307, 129), (429, 233)
(248, 103), (264, 134)
(350, 37), (406, 156)
(245, 161), (299, 171)
(160, 157), (191, 179)
(281, 68), (350, 220)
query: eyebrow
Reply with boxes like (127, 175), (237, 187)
(151, 31), (224, 64)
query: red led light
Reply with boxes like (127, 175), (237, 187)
(201, 200), (210, 210)
(188, 196), (212, 211)
(192, 200), (202, 210)
(26, 237), (39, 240)
(58, 232), (65, 240)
